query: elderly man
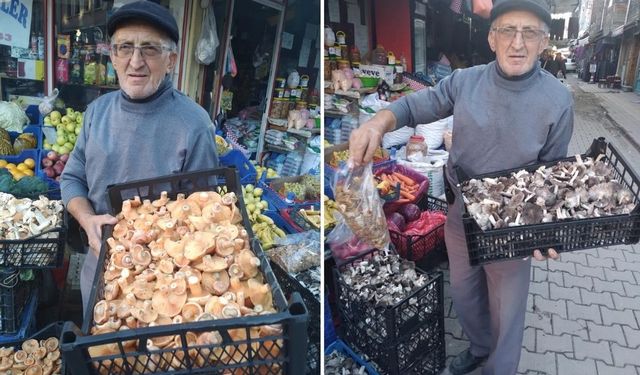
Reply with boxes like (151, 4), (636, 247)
(61, 0), (218, 311)
(349, 0), (573, 374)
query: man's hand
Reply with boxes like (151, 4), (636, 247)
(533, 248), (560, 261)
(348, 110), (397, 166)
(83, 214), (118, 255)
(66, 197), (117, 256)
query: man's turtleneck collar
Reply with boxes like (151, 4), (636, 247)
(495, 62), (538, 81)
(121, 75), (173, 103)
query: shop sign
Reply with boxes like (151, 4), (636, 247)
(0, 0), (33, 49)
(358, 64), (395, 84)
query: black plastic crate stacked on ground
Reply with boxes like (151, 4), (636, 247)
(333, 249), (446, 375)
(270, 261), (320, 374)
(60, 168), (309, 375)
(0, 269), (37, 334)
(457, 138), (640, 266)
(1, 321), (66, 374)
(388, 195), (448, 269)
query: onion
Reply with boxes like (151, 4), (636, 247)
(398, 203), (421, 222)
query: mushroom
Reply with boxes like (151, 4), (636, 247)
(236, 250), (260, 279)
(116, 300), (132, 319)
(130, 244), (152, 267)
(148, 318), (175, 348)
(183, 238), (208, 261)
(14, 350), (27, 363)
(169, 277), (188, 295)
(181, 302), (203, 322)
(132, 279), (154, 300)
(187, 191), (214, 209)
(131, 300), (159, 324)
(228, 264), (243, 279)
(187, 274), (205, 297)
(204, 296), (228, 317)
(192, 255), (228, 272)
(95, 316), (123, 331)
(221, 302), (241, 319)
(152, 287), (188, 318)
(157, 258), (175, 274)
(215, 236), (235, 257)
(204, 271), (230, 296)
(152, 191), (170, 208)
(103, 281), (121, 301)
(202, 202), (232, 223)
(45, 351), (60, 362)
(94, 300), (109, 324)
(111, 251), (134, 269)
(187, 215), (210, 232)
(247, 278), (272, 309)
(25, 364), (44, 375)
(221, 192), (237, 206)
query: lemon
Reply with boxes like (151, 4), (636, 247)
(22, 169), (34, 176)
(0, 160), (6, 168)
(5, 163), (16, 170)
(11, 171), (26, 180)
(17, 163), (30, 172)
(23, 158), (35, 169)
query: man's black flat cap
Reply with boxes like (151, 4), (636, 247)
(108, 1), (179, 43)
(490, 0), (552, 28)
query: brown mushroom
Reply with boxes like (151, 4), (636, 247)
(103, 281), (120, 301)
(46, 351), (60, 362)
(14, 349), (27, 363)
(204, 296), (228, 317)
(187, 215), (210, 232)
(229, 276), (246, 296)
(220, 225), (239, 240)
(169, 277), (187, 295)
(130, 244), (152, 267)
(233, 238), (245, 251)
(187, 275), (204, 297)
(23, 355), (36, 366)
(93, 300), (109, 324)
(193, 255), (228, 272)
(116, 300), (132, 319)
(112, 222), (129, 240)
(181, 302), (203, 323)
(215, 236), (235, 257)
(148, 318), (175, 348)
(230, 206), (243, 225)
(34, 347), (47, 360)
(155, 272), (174, 290)
(228, 264), (243, 279)
(236, 250), (260, 279)
(152, 287), (188, 318)
(221, 192), (237, 206)
(25, 364), (44, 375)
(183, 238), (207, 261)
(95, 316), (122, 331)
(125, 316), (137, 329)
(187, 293), (211, 306)
(157, 258), (175, 274)
(196, 331), (223, 346)
(210, 271), (230, 295)
(152, 191), (170, 208)
(112, 251), (134, 269)
(131, 300), (158, 324)
(103, 265), (121, 282)
(247, 278), (272, 309)
(221, 302), (241, 319)
(132, 279), (154, 300)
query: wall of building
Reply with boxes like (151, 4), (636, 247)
(373, 0), (412, 72)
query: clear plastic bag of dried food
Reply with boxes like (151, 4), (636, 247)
(268, 231), (321, 274)
(331, 162), (391, 253)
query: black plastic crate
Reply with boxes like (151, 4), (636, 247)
(60, 168), (309, 375)
(388, 195), (448, 265)
(333, 250), (445, 374)
(270, 262), (320, 374)
(1, 321), (66, 374)
(456, 138), (640, 266)
(0, 226), (66, 269)
(0, 269), (37, 334)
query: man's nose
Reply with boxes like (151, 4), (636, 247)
(510, 32), (526, 49)
(129, 48), (146, 67)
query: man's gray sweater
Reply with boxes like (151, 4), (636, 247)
(388, 61), (574, 184)
(61, 78), (219, 214)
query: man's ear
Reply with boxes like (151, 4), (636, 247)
(538, 36), (549, 55)
(167, 52), (178, 73)
(488, 31), (496, 52)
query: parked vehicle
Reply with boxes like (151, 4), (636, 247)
(565, 58), (576, 72)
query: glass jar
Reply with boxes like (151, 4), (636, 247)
(295, 101), (308, 110)
(406, 135), (428, 161)
(337, 59), (350, 70)
(324, 57), (332, 78)
(350, 46), (361, 64)
(270, 99), (283, 119)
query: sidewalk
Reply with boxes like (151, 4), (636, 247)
(440, 73), (640, 375)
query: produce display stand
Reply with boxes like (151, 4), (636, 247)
(458, 138), (640, 266)
(333, 249), (446, 375)
(324, 340), (379, 375)
(60, 168), (309, 375)
(219, 149), (258, 185)
(260, 175), (320, 210)
(0, 321), (66, 374)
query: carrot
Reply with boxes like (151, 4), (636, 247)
(395, 198), (411, 204)
(400, 190), (415, 200)
(393, 172), (416, 186)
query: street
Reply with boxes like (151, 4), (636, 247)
(441, 74), (640, 375)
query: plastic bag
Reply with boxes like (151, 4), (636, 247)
(326, 212), (374, 261)
(268, 231), (320, 273)
(332, 162), (391, 252)
(38, 88), (59, 116)
(195, 4), (220, 65)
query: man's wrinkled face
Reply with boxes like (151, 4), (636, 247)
(111, 23), (177, 99)
(488, 10), (549, 77)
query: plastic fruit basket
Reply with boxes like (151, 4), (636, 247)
(60, 168), (309, 375)
(1, 321), (66, 374)
(325, 339), (379, 375)
(376, 163), (430, 213)
(219, 149), (257, 185)
(0, 269), (37, 335)
(457, 138), (640, 266)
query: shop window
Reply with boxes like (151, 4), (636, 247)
(53, 0), (184, 111)
(413, 18), (427, 74)
(0, 0), (45, 101)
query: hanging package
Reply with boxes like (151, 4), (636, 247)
(195, 4), (220, 65)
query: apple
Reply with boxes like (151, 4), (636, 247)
(61, 115), (70, 124)
(56, 135), (66, 146)
(66, 108), (74, 115)
(50, 111), (61, 122)
(65, 123), (75, 132)
(67, 134), (77, 143)
(51, 118), (61, 126)
(75, 126), (81, 135)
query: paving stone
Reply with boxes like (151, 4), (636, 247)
(575, 263), (605, 280)
(614, 259), (640, 272)
(567, 301), (602, 324)
(445, 333), (470, 358)
(601, 307), (638, 329)
(634, 271), (640, 285)
(557, 354), (598, 375)
(598, 248), (626, 261)
(573, 337), (613, 365)
(580, 289), (614, 309)
(517, 350), (556, 375)
(552, 316), (589, 340)
(550, 285), (581, 303)
(547, 270), (565, 287)
(604, 268), (637, 283)
(536, 331), (573, 355)
(525, 311), (553, 334)
(532, 267), (549, 282)
(586, 321), (626, 346)
(622, 325), (640, 349)
(534, 296), (567, 319)
(622, 249), (640, 263)
(523, 327), (536, 352)
(548, 260), (576, 274)
(445, 317), (464, 340)
(612, 293), (640, 311)
(593, 278), (625, 295)
(612, 343), (640, 367)
(587, 254), (615, 269)
(559, 252), (588, 266)
(595, 361), (637, 375)
(529, 281), (550, 299)
(564, 273), (594, 290)
(622, 282), (640, 297)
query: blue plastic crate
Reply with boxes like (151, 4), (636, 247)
(219, 149), (257, 184)
(324, 292), (337, 348)
(35, 170), (61, 200)
(325, 339), (379, 375)
(25, 105), (43, 126)
(0, 291), (37, 344)
(263, 210), (296, 235)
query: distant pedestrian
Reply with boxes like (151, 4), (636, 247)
(556, 52), (566, 79)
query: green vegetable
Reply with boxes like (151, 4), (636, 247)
(0, 101), (28, 133)
(0, 172), (51, 199)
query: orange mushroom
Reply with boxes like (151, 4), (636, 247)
(247, 278), (272, 309)
(228, 264), (243, 279)
(193, 255), (228, 273)
(221, 192), (238, 206)
(183, 238), (208, 261)
(152, 191), (170, 208)
(132, 279), (154, 300)
(170, 277), (187, 295)
(188, 215), (210, 232)
(204, 296), (228, 318)
(130, 244), (152, 267)
(93, 300), (109, 325)
(215, 236), (235, 257)
(111, 251), (134, 270)
(103, 281), (120, 301)
(157, 258), (175, 274)
(25, 364), (44, 375)
(152, 287), (188, 318)
(131, 300), (159, 324)
(43, 338), (58, 353)
(187, 274), (204, 297)
(236, 250), (260, 279)
(181, 302), (203, 323)
(13, 350), (27, 363)
(221, 302), (241, 319)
